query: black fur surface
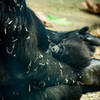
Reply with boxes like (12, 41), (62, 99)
(0, 0), (100, 100)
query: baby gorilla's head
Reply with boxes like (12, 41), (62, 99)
(50, 37), (91, 70)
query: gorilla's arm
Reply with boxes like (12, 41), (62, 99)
(47, 27), (100, 46)
(26, 51), (77, 88)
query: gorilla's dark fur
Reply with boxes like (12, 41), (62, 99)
(0, 0), (100, 100)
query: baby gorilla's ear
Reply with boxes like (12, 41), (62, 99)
(80, 59), (100, 86)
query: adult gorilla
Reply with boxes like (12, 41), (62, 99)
(0, 0), (100, 100)
(0, 1), (83, 100)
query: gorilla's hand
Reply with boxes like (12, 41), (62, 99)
(80, 58), (100, 86)
(79, 28), (100, 56)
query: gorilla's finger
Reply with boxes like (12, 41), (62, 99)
(79, 26), (89, 34)
(83, 33), (100, 46)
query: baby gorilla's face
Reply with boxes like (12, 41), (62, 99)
(50, 37), (91, 70)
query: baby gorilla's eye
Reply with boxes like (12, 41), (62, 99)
(51, 45), (60, 53)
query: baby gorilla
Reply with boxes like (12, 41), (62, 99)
(48, 32), (100, 70)
(48, 37), (90, 69)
